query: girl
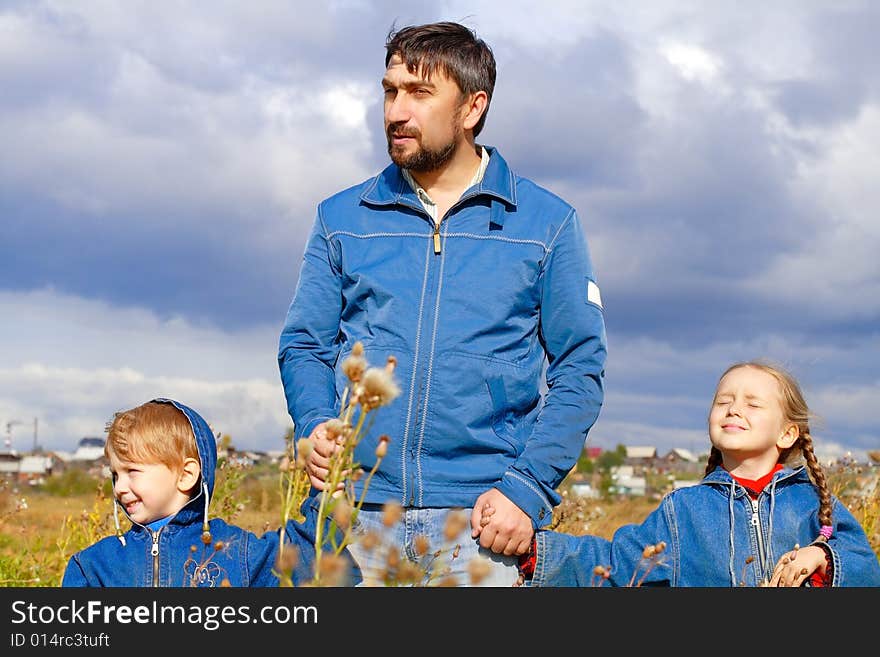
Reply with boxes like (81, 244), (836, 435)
(483, 361), (880, 586)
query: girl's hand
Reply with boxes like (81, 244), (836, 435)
(768, 545), (827, 587)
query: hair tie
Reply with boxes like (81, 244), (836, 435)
(818, 525), (833, 541)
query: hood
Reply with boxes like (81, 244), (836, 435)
(152, 397), (218, 498)
(112, 398), (218, 541)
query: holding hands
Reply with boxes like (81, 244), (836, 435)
(472, 491), (534, 556)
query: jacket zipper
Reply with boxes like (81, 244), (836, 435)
(749, 498), (768, 584)
(433, 222), (441, 254)
(150, 527), (162, 587)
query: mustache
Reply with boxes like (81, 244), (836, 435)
(387, 123), (421, 140)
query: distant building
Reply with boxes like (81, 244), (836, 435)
(569, 482), (599, 499)
(72, 437), (105, 461)
(17, 455), (54, 484)
(0, 451), (20, 475)
(624, 446), (657, 462)
(610, 474), (647, 497)
(664, 448), (698, 464)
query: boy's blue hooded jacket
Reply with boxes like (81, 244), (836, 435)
(528, 466), (880, 587)
(62, 398), (319, 587)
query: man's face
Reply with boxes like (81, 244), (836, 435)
(383, 54), (467, 172)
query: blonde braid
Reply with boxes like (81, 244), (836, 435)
(704, 446), (723, 477)
(799, 432), (834, 529)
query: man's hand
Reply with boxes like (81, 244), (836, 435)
(470, 488), (534, 556)
(768, 544), (827, 587)
(304, 420), (344, 492)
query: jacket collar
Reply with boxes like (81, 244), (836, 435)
(360, 145), (517, 210)
(703, 464), (809, 494)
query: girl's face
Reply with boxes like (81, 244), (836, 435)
(708, 366), (797, 475)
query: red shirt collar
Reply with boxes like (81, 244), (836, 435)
(726, 463), (784, 497)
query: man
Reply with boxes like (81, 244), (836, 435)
(278, 21), (607, 586)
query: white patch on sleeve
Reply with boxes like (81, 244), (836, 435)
(587, 280), (603, 308)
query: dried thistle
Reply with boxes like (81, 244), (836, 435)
(359, 367), (402, 412)
(341, 354), (367, 383)
(382, 502), (403, 528)
(414, 534), (430, 557)
(468, 559), (492, 585)
(332, 498), (353, 529)
(443, 510), (468, 543)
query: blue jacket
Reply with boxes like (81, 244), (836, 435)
(62, 398), (319, 587)
(529, 466), (880, 587)
(278, 147), (607, 527)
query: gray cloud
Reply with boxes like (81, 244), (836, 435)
(0, 2), (877, 463)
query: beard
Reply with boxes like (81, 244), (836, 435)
(386, 122), (459, 172)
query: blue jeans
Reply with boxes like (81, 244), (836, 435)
(347, 504), (520, 587)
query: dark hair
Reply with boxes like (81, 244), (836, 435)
(385, 21), (496, 137)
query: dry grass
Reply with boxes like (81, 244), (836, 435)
(2, 461), (876, 587)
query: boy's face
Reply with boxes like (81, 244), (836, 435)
(108, 449), (193, 525)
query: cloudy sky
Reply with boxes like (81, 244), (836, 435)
(1, 1), (878, 464)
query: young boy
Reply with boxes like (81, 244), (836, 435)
(62, 398), (325, 587)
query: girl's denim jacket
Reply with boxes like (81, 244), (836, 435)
(62, 398), (320, 587)
(529, 466), (880, 587)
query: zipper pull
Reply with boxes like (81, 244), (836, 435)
(151, 532), (160, 556)
(433, 223), (441, 254)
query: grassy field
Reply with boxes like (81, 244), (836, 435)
(1, 461), (876, 587)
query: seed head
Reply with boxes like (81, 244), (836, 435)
(360, 531), (380, 552)
(443, 510), (468, 542)
(341, 353), (367, 383)
(351, 341), (364, 357)
(437, 575), (460, 587)
(642, 544), (656, 559)
(359, 367), (401, 412)
(414, 534), (430, 556)
(396, 561), (423, 585)
(593, 565), (607, 576)
(324, 418), (345, 442)
(275, 545), (300, 573)
(375, 435), (390, 459)
(333, 499), (353, 529)
(201, 531), (212, 545)
(214, 541), (225, 551)
(382, 502), (403, 528)
(468, 559), (492, 585)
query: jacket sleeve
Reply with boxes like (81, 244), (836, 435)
(278, 208), (343, 440)
(61, 554), (90, 587)
(530, 530), (612, 586)
(820, 497), (880, 587)
(531, 499), (675, 587)
(494, 210), (607, 527)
